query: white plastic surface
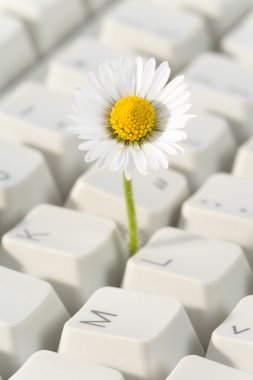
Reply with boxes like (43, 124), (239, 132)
(123, 227), (252, 349)
(2, 204), (127, 314)
(59, 287), (204, 380)
(0, 266), (69, 379)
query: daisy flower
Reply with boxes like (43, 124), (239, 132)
(70, 56), (193, 255)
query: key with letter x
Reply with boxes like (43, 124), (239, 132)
(58, 287), (204, 380)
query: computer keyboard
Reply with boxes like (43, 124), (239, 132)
(0, 0), (253, 379)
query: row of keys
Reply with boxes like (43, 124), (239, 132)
(2, 200), (252, 352)
(1, 204), (127, 314)
(8, 354), (253, 380)
(9, 351), (124, 380)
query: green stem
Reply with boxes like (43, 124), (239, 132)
(123, 174), (139, 256)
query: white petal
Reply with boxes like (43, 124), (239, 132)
(146, 61), (171, 101)
(171, 103), (192, 116)
(124, 150), (135, 180)
(131, 145), (148, 175)
(162, 129), (187, 142)
(85, 139), (117, 163)
(138, 58), (156, 98)
(135, 56), (144, 95)
(158, 75), (185, 102)
(168, 91), (191, 110)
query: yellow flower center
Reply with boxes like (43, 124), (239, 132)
(110, 95), (156, 143)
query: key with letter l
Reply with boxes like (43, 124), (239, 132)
(123, 227), (252, 349)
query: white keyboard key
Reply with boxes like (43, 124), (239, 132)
(47, 37), (135, 96)
(67, 168), (190, 244)
(0, 266), (69, 379)
(233, 138), (253, 179)
(0, 14), (36, 90)
(9, 351), (125, 380)
(180, 173), (253, 268)
(123, 227), (252, 349)
(166, 355), (253, 380)
(207, 296), (253, 374)
(221, 11), (253, 65)
(155, 0), (251, 38)
(0, 140), (60, 237)
(101, 0), (210, 71)
(185, 52), (253, 143)
(169, 112), (236, 190)
(2, 204), (127, 314)
(0, 82), (84, 197)
(0, 0), (87, 54)
(58, 287), (204, 380)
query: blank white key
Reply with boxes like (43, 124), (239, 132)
(154, 0), (251, 38)
(2, 204), (127, 314)
(66, 167), (190, 245)
(233, 137), (253, 179)
(185, 52), (253, 143)
(0, 14), (36, 90)
(58, 287), (204, 380)
(221, 11), (253, 65)
(0, 140), (60, 236)
(207, 296), (253, 375)
(0, 266), (69, 379)
(100, 0), (210, 71)
(0, 82), (84, 197)
(122, 227), (252, 349)
(47, 37), (135, 96)
(169, 112), (236, 191)
(9, 351), (125, 380)
(166, 355), (253, 380)
(180, 173), (253, 268)
(0, 0), (88, 54)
